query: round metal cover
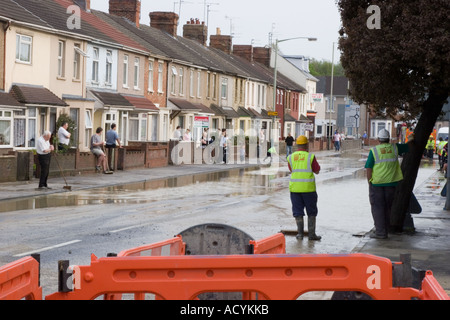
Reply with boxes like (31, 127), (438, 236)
(178, 223), (254, 255)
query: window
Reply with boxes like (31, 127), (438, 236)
(57, 41), (65, 77)
(221, 78), (228, 100)
(148, 60), (154, 92)
(16, 34), (32, 63)
(212, 74), (217, 99)
(179, 68), (184, 95)
(170, 66), (177, 95)
(123, 55), (129, 87)
(106, 50), (113, 85)
(158, 62), (164, 93)
(85, 110), (93, 148)
(0, 110), (12, 146)
(197, 71), (201, 97)
(134, 57), (140, 89)
(206, 72), (211, 98)
(73, 44), (81, 80)
(92, 47), (99, 83)
(13, 108), (36, 148)
(189, 70), (194, 97)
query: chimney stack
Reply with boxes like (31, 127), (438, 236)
(253, 47), (272, 67)
(74, 0), (90, 11)
(150, 12), (179, 37)
(109, 0), (141, 28)
(183, 18), (207, 46)
(233, 45), (253, 62)
(209, 28), (232, 54)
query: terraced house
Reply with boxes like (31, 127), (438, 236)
(0, 0), (314, 181)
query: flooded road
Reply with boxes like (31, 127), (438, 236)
(0, 150), (438, 298)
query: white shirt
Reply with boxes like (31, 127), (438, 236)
(220, 135), (227, 147)
(173, 129), (182, 140)
(58, 126), (70, 145)
(36, 136), (50, 155)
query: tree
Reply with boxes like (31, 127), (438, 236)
(309, 59), (345, 77)
(337, 0), (450, 230)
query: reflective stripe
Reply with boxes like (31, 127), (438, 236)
(373, 144), (398, 164)
(291, 179), (315, 183)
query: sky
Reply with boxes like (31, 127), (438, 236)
(90, 0), (342, 62)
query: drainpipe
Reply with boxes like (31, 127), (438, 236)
(2, 20), (11, 90)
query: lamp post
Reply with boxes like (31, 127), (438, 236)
(272, 36), (317, 146)
(328, 41), (337, 150)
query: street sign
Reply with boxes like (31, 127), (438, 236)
(345, 105), (360, 128)
(312, 93), (324, 103)
(268, 111), (278, 117)
(194, 116), (209, 128)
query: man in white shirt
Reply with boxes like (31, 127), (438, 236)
(219, 128), (227, 164)
(36, 131), (54, 189)
(57, 122), (71, 151)
(173, 126), (182, 141)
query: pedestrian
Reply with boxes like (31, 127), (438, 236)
(201, 128), (209, 148)
(36, 130), (54, 190)
(183, 128), (191, 141)
(285, 133), (294, 158)
(287, 135), (321, 241)
(264, 146), (277, 164)
(173, 126), (182, 141)
(365, 129), (411, 239)
(219, 128), (227, 164)
(57, 122), (71, 151)
(425, 135), (435, 161)
(90, 127), (112, 174)
(105, 123), (121, 171)
(333, 130), (341, 151)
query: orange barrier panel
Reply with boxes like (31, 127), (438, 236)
(117, 235), (186, 257)
(0, 256), (42, 300)
(45, 253), (449, 300)
(250, 233), (286, 254)
(420, 271), (450, 300)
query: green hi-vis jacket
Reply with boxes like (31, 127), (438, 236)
(287, 151), (316, 193)
(370, 144), (403, 185)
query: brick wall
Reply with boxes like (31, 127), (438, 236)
(0, 155), (17, 182)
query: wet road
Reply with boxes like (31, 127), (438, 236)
(0, 150), (436, 298)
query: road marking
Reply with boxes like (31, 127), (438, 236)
(14, 240), (82, 257)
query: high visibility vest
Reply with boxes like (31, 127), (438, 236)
(287, 151), (316, 193)
(438, 141), (447, 155)
(426, 139), (435, 150)
(370, 144), (403, 185)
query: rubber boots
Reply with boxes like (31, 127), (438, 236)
(295, 216), (304, 240)
(308, 216), (321, 241)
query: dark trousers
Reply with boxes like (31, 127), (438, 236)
(38, 153), (51, 188)
(290, 192), (318, 217)
(369, 184), (396, 236)
(105, 144), (116, 170)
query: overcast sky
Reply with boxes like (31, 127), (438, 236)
(90, 0), (342, 62)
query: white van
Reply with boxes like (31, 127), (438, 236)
(436, 127), (449, 147)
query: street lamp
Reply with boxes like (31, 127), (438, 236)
(272, 36), (317, 146)
(328, 41), (337, 150)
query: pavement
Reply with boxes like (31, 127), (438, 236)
(1, 148), (449, 297)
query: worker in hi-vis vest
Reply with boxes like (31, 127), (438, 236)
(365, 129), (412, 239)
(287, 135), (321, 241)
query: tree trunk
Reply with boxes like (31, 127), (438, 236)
(390, 90), (449, 230)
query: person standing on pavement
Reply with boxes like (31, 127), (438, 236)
(36, 131), (54, 190)
(219, 128), (228, 164)
(333, 130), (341, 151)
(105, 123), (121, 171)
(365, 129), (411, 239)
(425, 135), (435, 161)
(287, 135), (321, 241)
(285, 133), (294, 158)
(57, 122), (71, 151)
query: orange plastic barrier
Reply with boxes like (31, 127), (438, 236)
(45, 253), (449, 300)
(0, 256), (42, 300)
(117, 235), (186, 257)
(420, 271), (450, 300)
(250, 233), (286, 254)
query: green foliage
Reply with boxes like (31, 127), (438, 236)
(309, 59), (345, 77)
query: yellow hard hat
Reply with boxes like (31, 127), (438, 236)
(296, 135), (308, 145)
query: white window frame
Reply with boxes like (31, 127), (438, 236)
(85, 110), (93, 148)
(179, 68), (184, 96)
(221, 77), (228, 100)
(105, 50), (113, 85)
(134, 57), (140, 89)
(197, 71), (201, 98)
(123, 54), (129, 88)
(148, 60), (154, 92)
(0, 110), (13, 147)
(57, 40), (66, 78)
(73, 43), (81, 81)
(170, 66), (177, 95)
(92, 47), (99, 83)
(157, 62), (164, 93)
(16, 34), (32, 64)
(189, 69), (194, 97)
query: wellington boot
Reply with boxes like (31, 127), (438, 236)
(308, 216), (321, 241)
(295, 216), (304, 240)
